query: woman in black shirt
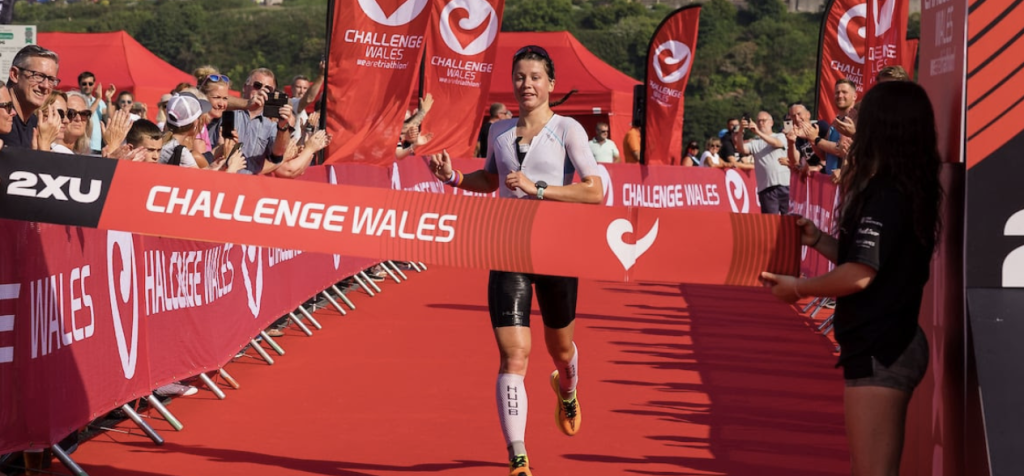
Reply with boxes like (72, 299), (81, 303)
(761, 80), (942, 476)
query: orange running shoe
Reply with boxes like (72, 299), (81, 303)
(508, 454), (532, 476)
(550, 370), (581, 436)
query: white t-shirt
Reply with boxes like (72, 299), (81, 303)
(588, 138), (620, 164)
(699, 150), (720, 167)
(290, 97), (310, 130)
(51, 143), (74, 154)
(159, 138), (199, 168)
(484, 115), (601, 199)
(747, 132), (790, 191)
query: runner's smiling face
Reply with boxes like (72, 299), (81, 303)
(512, 59), (553, 112)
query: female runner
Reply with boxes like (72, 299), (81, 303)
(428, 45), (603, 476)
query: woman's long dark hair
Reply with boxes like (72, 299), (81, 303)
(838, 80), (943, 247)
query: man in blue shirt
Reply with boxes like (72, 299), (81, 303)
(227, 68), (294, 175)
(77, 71), (109, 154)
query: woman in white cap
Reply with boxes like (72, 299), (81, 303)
(160, 92), (212, 168)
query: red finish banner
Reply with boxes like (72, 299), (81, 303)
(420, 0), (504, 158)
(788, 173), (839, 278)
(324, 0), (431, 165)
(643, 6), (700, 166)
(0, 221), (373, 454)
(0, 151), (797, 287)
(816, 0), (908, 121)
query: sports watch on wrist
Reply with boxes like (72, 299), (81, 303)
(535, 181), (548, 200)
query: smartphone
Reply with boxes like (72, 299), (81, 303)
(784, 119), (793, 133)
(263, 90), (289, 119)
(221, 111), (236, 140)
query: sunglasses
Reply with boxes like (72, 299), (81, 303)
(251, 81), (272, 92)
(0, 101), (13, 114)
(514, 45), (550, 62)
(67, 109), (92, 121)
(80, 81), (94, 87)
(688, 145), (699, 149)
(598, 129), (609, 133)
(201, 74), (230, 86)
(119, 100), (133, 105)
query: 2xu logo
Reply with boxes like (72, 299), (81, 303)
(358, 0), (429, 26)
(6, 171), (102, 203)
(0, 149), (116, 228)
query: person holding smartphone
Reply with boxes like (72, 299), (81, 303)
(226, 67), (294, 175)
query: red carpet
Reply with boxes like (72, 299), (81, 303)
(71, 267), (848, 475)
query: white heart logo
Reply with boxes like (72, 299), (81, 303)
(358, 0), (430, 26)
(106, 231), (139, 380)
(724, 169), (749, 213)
(439, 0), (499, 56)
(652, 40), (692, 84)
(240, 245), (264, 319)
(606, 219), (660, 271)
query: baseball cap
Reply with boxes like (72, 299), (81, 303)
(718, 128), (729, 139)
(166, 92), (212, 127)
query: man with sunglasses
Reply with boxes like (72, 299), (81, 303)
(588, 122), (620, 164)
(78, 71), (115, 154)
(228, 67), (293, 175)
(1, 45), (59, 148)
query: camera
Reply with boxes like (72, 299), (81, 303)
(263, 90), (290, 119)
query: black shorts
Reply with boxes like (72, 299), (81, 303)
(488, 271), (578, 329)
(845, 327), (929, 393)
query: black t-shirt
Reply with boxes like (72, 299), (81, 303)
(719, 137), (738, 162)
(477, 121), (492, 158)
(795, 137), (821, 167)
(833, 178), (934, 379)
(0, 113), (38, 148)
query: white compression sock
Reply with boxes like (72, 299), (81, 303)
(496, 373), (528, 458)
(556, 342), (579, 397)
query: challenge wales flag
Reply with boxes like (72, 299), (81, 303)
(419, 0), (505, 158)
(815, 0), (909, 121)
(324, 0), (432, 166)
(642, 5), (700, 166)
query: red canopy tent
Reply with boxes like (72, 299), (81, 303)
(38, 31), (196, 120)
(488, 31), (640, 157)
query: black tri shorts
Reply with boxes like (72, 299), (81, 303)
(487, 271), (578, 329)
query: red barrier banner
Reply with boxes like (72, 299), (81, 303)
(642, 6), (700, 166)
(394, 157), (760, 212)
(0, 151), (798, 287)
(420, 0), (504, 158)
(324, 0), (431, 165)
(0, 220), (373, 454)
(788, 173), (839, 278)
(816, 0), (908, 120)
